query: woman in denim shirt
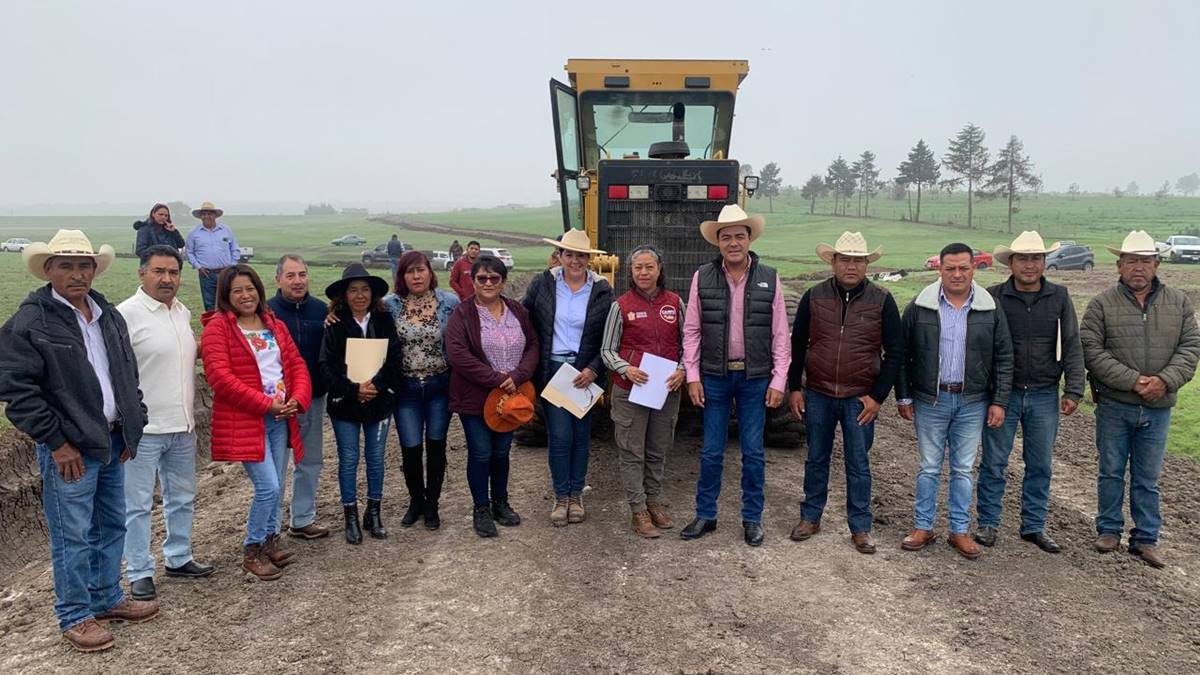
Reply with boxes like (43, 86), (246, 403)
(383, 251), (460, 530)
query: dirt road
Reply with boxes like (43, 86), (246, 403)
(0, 404), (1198, 673)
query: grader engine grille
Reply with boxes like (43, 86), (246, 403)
(597, 159), (739, 295)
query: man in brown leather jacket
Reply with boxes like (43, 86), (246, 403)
(786, 233), (903, 554)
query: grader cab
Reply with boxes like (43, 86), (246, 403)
(549, 59), (759, 292)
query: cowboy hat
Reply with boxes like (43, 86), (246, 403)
(191, 201), (224, 218)
(324, 262), (390, 300)
(541, 228), (606, 255)
(484, 381), (536, 432)
(699, 204), (765, 247)
(816, 231), (883, 264)
(1106, 230), (1168, 257)
(993, 230), (1061, 266)
(23, 229), (115, 281)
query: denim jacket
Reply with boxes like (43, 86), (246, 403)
(383, 288), (460, 363)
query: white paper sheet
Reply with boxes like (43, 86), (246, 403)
(540, 362), (604, 419)
(346, 338), (387, 383)
(627, 353), (678, 411)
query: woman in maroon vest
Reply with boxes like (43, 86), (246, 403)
(600, 245), (686, 538)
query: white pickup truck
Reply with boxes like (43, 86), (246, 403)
(1163, 235), (1200, 263)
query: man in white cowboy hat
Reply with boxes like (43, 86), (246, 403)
(0, 230), (157, 652)
(184, 201), (241, 311)
(895, 242), (1013, 560)
(680, 204), (791, 547)
(785, 232), (903, 555)
(1079, 230), (1200, 568)
(974, 231), (1086, 554)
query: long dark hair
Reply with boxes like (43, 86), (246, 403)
(394, 250), (439, 295)
(216, 264), (270, 317)
(148, 202), (171, 225)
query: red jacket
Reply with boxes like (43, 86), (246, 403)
(612, 288), (683, 390)
(449, 256), (474, 300)
(445, 297), (539, 416)
(200, 310), (312, 463)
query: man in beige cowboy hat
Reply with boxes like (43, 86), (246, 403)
(184, 201), (241, 311)
(786, 232), (902, 554)
(0, 230), (157, 652)
(1080, 230), (1200, 568)
(974, 231), (1085, 555)
(680, 204), (791, 547)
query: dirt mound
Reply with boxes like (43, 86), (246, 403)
(0, 428), (46, 572)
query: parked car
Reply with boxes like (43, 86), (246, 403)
(1, 238), (31, 252)
(429, 250), (454, 270)
(1163, 235), (1200, 263)
(1045, 242), (1094, 271)
(479, 247), (515, 269)
(331, 234), (367, 246)
(924, 248), (993, 271)
(360, 241), (412, 267)
(238, 246), (254, 262)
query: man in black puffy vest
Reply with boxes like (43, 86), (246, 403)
(680, 205), (791, 547)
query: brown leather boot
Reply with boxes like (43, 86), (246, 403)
(95, 597), (160, 624)
(1094, 533), (1121, 553)
(263, 533), (295, 568)
(567, 495), (586, 524)
(632, 511), (661, 538)
(243, 544), (282, 581)
(62, 619), (115, 653)
(1130, 543), (1166, 569)
(646, 502), (674, 529)
(851, 531), (877, 555)
(901, 529), (937, 551)
(948, 533), (982, 560)
(550, 497), (569, 527)
(790, 520), (821, 541)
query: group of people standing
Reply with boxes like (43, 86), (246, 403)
(0, 202), (1196, 653)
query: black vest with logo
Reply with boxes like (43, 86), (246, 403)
(696, 253), (777, 379)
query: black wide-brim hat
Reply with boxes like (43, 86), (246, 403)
(325, 262), (390, 300)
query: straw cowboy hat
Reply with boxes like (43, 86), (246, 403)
(816, 231), (883, 264)
(993, 230), (1061, 266)
(23, 229), (115, 281)
(1106, 230), (1168, 257)
(541, 228), (606, 255)
(699, 204), (765, 247)
(484, 382), (537, 432)
(191, 201), (224, 218)
(324, 262), (390, 300)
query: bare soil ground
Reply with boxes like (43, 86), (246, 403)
(0, 403), (1198, 673)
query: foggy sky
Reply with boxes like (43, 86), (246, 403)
(2, 0), (1197, 213)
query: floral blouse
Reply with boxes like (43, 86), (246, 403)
(396, 292), (448, 379)
(242, 328), (286, 402)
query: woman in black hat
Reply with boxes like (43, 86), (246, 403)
(318, 264), (402, 544)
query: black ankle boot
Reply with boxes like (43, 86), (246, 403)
(473, 505), (497, 538)
(400, 445), (426, 527)
(423, 504), (441, 531)
(343, 504), (362, 545)
(363, 498), (387, 539)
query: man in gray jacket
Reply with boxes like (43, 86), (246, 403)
(1080, 230), (1200, 569)
(0, 230), (156, 652)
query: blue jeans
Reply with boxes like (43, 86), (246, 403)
(801, 390), (874, 533)
(1095, 399), (1171, 545)
(198, 270), (219, 311)
(544, 364), (593, 497)
(696, 372), (769, 523)
(123, 431), (197, 582)
(331, 416), (390, 505)
(37, 432), (126, 631)
(977, 387), (1059, 534)
(913, 394), (986, 534)
(242, 416), (288, 546)
(393, 373), (451, 446)
(282, 394), (325, 529)
(461, 414), (514, 507)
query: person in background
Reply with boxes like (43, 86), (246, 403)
(133, 203), (185, 258)
(267, 255), (330, 540)
(446, 256), (539, 538)
(185, 201), (240, 311)
(1080, 230), (1200, 569)
(387, 234), (405, 278)
(0, 229), (154, 653)
(200, 264), (311, 581)
(449, 239), (464, 261)
(117, 245), (214, 603)
(600, 244), (685, 538)
(449, 240), (482, 300)
(320, 264), (402, 544)
(384, 251), (460, 530)
(680, 205), (790, 548)
(523, 229), (613, 527)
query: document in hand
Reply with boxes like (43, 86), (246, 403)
(346, 338), (387, 383)
(627, 353), (678, 411)
(540, 362), (604, 419)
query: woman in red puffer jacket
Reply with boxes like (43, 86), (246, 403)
(200, 264), (311, 582)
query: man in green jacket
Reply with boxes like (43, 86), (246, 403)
(1080, 230), (1200, 569)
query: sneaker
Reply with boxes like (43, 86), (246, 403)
(473, 505), (498, 538)
(491, 500), (521, 527)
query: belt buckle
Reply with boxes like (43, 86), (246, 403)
(727, 360), (745, 371)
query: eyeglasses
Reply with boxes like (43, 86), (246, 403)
(474, 274), (503, 286)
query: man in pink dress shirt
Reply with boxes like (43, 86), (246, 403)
(679, 205), (791, 547)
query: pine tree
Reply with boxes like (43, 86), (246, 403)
(896, 139), (940, 223)
(982, 135), (1041, 233)
(800, 175), (827, 214)
(758, 162), (783, 212)
(942, 123), (990, 228)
